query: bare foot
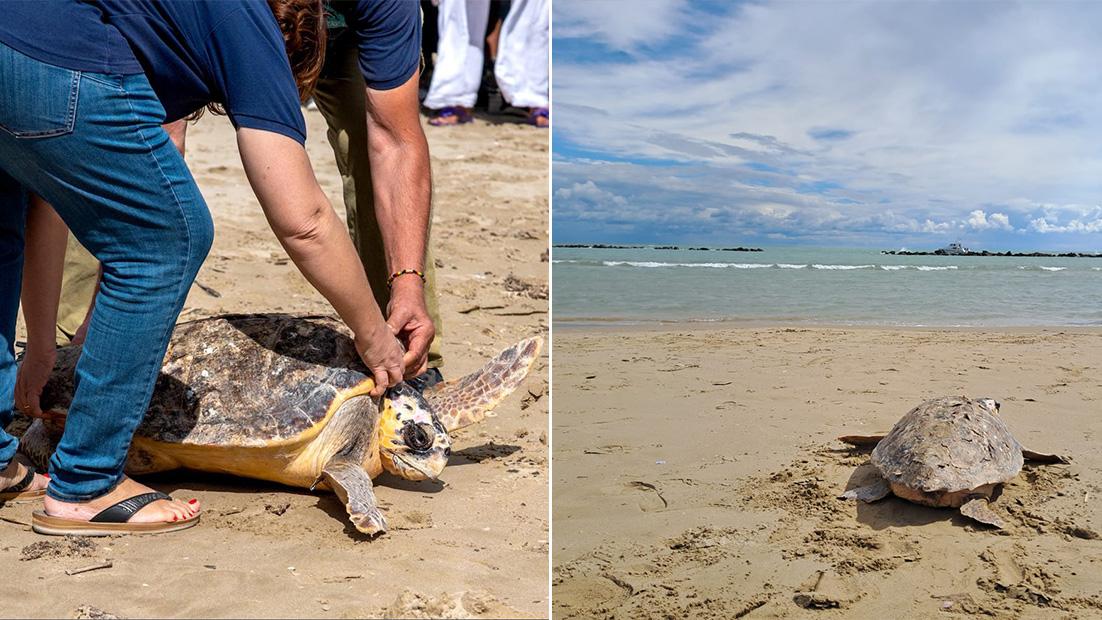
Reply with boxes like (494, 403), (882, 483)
(43, 476), (199, 523)
(428, 106), (473, 126)
(529, 108), (549, 128)
(1, 457), (49, 493)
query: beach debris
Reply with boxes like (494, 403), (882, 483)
(194, 281), (221, 298)
(321, 574), (363, 583)
(0, 515), (31, 528)
(73, 605), (122, 619)
(628, 481), (668, 509)
(792, 570), (862, 610)
(458, 304), (506, 314)
(29, 314), (541, 538)
(21, 536), (97, 561)
(264, 502), (291, 516)
(657, 364), (700, 372)
(502, 274), (548, 300)
(838, 396), (1069, 528)
(66, 560), (113, 576)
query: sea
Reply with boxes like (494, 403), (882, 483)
(552, 246), (1102, 327)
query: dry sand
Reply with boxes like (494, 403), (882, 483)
(5, 112), (548, 618)
(553, 325), (1102, 618)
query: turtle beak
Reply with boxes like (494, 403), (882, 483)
(384, 449), (440, 482)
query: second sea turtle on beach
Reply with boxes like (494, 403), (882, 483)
(22, 313), (542, 537)
(838, 396), (1068, 528)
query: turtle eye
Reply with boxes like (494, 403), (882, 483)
(403, 423), (434, 451)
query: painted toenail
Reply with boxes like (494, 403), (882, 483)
(189, 499), (197, 504)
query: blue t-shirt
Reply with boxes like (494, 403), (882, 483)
(328, 0), (421, 90)
(0, 0), (306, 144)
(0, 1), (141, 75)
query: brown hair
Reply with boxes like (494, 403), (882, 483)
(189, 0), (327, 119)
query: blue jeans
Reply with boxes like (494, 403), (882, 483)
(0, 42), (213, 501)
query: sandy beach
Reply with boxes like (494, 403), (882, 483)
(5, 111), (548, 618)
(553, 325), (1102, 618)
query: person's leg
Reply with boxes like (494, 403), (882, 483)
(0, 169), (49, 496)
(0, 56), (211, 515)
(314, 33), (445, 369)
(0, 168), (26, 470)
(424, 0), (491, 117)
(55, 236), (97, 345)
(494, 0), (548, 124)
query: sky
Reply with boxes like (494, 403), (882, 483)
(552, 0), (1102, 250)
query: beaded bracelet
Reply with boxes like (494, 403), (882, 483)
(387, 268), (426, 288)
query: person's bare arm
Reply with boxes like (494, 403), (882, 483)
(14, 195), (68, 415)
(236, 128), (403, 395)
(364, 71), (435, 376)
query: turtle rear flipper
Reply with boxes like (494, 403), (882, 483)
(959, 497), (1005, 528)
(320, 455), (387, 536)
(425, 337), (542, 431)
(839, 477), (891, 502)
(1021, 449), (1070, 464)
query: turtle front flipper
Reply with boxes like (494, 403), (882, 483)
(425, 336), (543, 431)
(1021, 449), (1070, 464)
(959, 496), (1005, 528)
(837, 434), (887, 448)
(320, 455), (387, 536)
(839, 477), (891, 502)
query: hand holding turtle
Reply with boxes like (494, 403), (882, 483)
(354, 324), (406, 397)
(14, 344), (56, 418)
(386, 277), (435, 378)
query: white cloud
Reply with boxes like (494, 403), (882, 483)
(966, 210), (1014, 231)
(552, 0), (690, 51)
(554, 180), (626, 206)
(1030, 216), (1102, 234)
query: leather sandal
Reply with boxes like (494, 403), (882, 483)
(0, 459), (47, 502)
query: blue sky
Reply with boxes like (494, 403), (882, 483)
(552, 1), (1102, 250)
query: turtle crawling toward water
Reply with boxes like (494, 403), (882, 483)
(838, 396), (1068, 528)
(23, 314), (542, 537)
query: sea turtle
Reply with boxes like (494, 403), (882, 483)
(838, 396), (1068, 528)
(21, 313), (542, 536)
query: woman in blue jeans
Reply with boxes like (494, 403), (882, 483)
(0, 0), (411, 535)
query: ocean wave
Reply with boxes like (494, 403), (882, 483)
(601, 260), (772, 269)
(915, 265), (959, 271)
(776, 263), (808, 269)
(1040, 266), (1067, 271)
(811, 264), (874, 270)
(1018, 265), (1069, 271)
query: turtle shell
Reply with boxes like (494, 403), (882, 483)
(870, 396), (1024, 493)
(42, 314), (374, 448)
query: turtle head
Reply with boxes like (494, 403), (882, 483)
(377, 383), (451, 481)
(976, 397), (1001, 414)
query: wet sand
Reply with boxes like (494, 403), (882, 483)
(5, 111), (548, 618)
(553, 325), (1102, 618)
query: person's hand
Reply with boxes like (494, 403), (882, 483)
(14, 345), (57, 418)
(386, 278), (435, 379)
(353, 323), (405, 397)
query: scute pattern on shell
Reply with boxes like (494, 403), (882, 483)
(870, 396), (1024, 494)
(43, 314), (371, 447)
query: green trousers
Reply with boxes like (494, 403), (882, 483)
(56, 39), (444, 367)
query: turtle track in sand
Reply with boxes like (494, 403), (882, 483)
(553, 442), (1102, 618)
